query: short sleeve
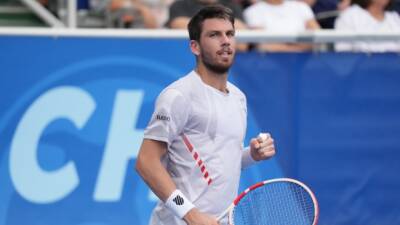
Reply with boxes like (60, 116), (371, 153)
(144, 88), (190, 145)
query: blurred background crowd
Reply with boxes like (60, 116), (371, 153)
(1, 0), (399, 51)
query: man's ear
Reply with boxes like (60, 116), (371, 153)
(190, 40), (200, 56)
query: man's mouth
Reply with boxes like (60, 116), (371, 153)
(217, 48), (233, 56)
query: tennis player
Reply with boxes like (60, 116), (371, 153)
(135, 5), (275, 225)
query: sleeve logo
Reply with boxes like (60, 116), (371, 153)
(173, 195), (184, 205)
(156, 114), (170, 121)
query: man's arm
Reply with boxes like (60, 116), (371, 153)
(135, 139), (175, 201)
(242, 133), (276, 169)
(135, 139), (219, 225)
(249, 133), (275, 161)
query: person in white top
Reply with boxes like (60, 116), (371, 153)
(334, 0), (400, 52)
(243, 0), (320, 51)
(135, 5), (276, 225)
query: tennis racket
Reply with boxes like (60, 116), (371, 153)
(217, 178), (319, 225)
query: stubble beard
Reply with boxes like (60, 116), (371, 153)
(200, 51), (234, 75)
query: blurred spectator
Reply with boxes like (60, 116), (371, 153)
(37, 0), (59, 16)
(312, 0), (350, 28)
(90, 0), (157, 28)
(334, 0), (400, 52)
(234, 0), (258, 9)
(144, 0), (174, 27)
(243, 0), (320, 52)
(166, 0), (247, 29)
(301, 0), (317, 8)
(166, 0), (249, 50)
(395, 0), (400, 13)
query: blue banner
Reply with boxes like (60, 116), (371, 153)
(1, 36), (399, 225)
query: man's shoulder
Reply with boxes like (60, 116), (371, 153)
(159, 71), (197, 98)
(168, 71), (195, 88)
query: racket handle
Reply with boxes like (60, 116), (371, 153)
(216, 204), (233, 221)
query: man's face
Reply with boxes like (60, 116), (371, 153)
(194, 18), (236, 74)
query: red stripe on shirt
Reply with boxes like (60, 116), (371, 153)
(181, 134), (212, 186)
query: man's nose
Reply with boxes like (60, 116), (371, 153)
(221, 34), (231, 46)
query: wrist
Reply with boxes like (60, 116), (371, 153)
(242, 147), (258, 168)
(250, 147), (261, 161)
(165, 189), (195, 219)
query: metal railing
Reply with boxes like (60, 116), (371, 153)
(0, 27), (399, 44)
(19, 0), (65, 27)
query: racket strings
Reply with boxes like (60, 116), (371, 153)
(232, 182), (315, 225)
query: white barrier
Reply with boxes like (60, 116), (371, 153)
(0, 27), (400, 43)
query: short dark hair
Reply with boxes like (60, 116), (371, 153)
(187, 5), (235, 41)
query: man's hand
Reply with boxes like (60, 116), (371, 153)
(183, 208), (220, 225)
(249, 133), (276, 161)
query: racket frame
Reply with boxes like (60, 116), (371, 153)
(217, 178), (319, 225)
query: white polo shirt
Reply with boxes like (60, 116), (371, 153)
(144, 71), (248, 225)
(243, 0), (315, 32)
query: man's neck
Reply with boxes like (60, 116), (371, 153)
(195, 65), (229, 93)
(367, 5), (385, 21)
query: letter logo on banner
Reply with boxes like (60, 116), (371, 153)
(94, 90), (144, 201)
(9, 86), (96, 203)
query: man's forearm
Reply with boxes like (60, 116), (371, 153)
(135, 139), (176, 201)
(136, 139), (197, 220)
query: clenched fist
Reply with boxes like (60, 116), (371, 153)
(249, 133), (276, 161)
